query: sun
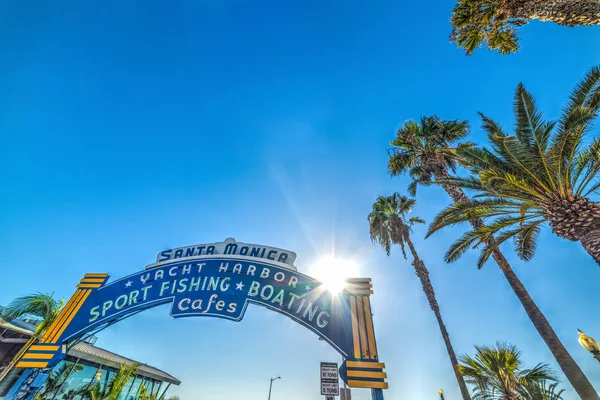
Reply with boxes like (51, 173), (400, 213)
(309, 255), (359, 294)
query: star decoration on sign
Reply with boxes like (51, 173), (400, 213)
(305, 285), (311, 292)
(125, 281), (132, 288)
(236, 282), (245, 290)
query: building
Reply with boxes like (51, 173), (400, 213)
(0, 310), (180, 400)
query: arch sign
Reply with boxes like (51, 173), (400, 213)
(7, 239), (387, 400)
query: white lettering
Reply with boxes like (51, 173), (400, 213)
(317, 310), (330, 328)
(178, 298), (190, 311)
(248, 281), (260, 297)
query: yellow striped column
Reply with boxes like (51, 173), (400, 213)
(344, 278), (387, 390)
(16, 273), (109, 368)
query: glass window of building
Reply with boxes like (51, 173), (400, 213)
(54, 362), (97, 400)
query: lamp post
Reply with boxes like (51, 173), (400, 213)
(267, 376), (281, 400)
(438, 389), (445, 400)
(578, 329), (600, 362)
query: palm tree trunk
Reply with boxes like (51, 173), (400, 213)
(434, 167), (600, 400)
(580, 228), (600, 265)
(503, 0), (600, 26)
(404, 235), (472, 400)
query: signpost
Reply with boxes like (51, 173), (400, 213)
(321, 362), (339, 397)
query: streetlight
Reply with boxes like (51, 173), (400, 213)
(267, 376), (281, 400)
(578, 329), (600, 362)
(438, 389), (445, 400)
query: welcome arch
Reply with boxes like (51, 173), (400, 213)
(8, 240), (387, 400)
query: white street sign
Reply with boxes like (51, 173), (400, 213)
(320, 362), (339, 396)
(325, 397), (335, 400)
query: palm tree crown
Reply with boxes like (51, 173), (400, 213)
(388, 116), (472, 196)
(428, 66), (600, 266)
(459, 343), (560, 400)
(451, 0), (524, 55)
(0, 292), (63, 334)
(368, 193), (425, 256)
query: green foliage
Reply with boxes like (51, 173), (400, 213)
(451, 0), (526, 55)
(78, 362), (139, 400)
(0, 292), (65, 334)
(34, 362), (83, 400)
(427, 66), (600, 265)
(368, 193), (423, 257)
(388, 116), (471, 195)
(139, 384), (180, 400)
(459, 343), (562, 399)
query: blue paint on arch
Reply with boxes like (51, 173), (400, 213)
(61, 257), (354, 359)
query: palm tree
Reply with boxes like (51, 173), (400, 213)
(139, 383), (180, 400)
(388, 115), (598, 398)
(451, 0), (600, 55)
(34, 362), (83, 400)
(525, 381), (566, 400)
(0, 293), (64, 382)
(79, 362), (139, 400)
(428, 67), (600, 265)
(368, 194), (471, 400)
(459, 343), (561, 400)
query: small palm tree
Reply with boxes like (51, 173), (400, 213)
(451, 0), (600, 55)
(0, 293), (64, 382)
(525, 381), (565, 400)
(459, 343), (561, 400)
(388, 115), (597, 398)
(368, 194), (471, 400)
(79, 362), (139, 400)
(34, 362), (83, 400)
(428, 66), (600, 266)
(139, 383), (180, 400)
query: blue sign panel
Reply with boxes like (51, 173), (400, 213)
(62, 258), (353, 357)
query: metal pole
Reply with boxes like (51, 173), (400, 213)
(267, 379), (273, 400)
(371, 388), (384, 400)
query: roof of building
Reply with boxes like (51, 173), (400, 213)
(0, 318), (34, 336)
(68, 342), (181, 386)
(0, 315), (180, 386)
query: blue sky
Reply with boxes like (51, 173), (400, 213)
(1, 1), (600, 399)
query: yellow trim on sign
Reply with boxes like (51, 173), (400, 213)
(346, 361), (386, 369)
(22, 353), (54, 359)
(347, 289), (374, 295)
(41, 290), (84, 343)
(347, 380), (388, 389)
(77, 284), (101, 289)
(347, 370), (387, 379)
(346, 277), (371, 282)
(29, 345), (59, 351)
(17, 361), (49, 368)
(356, 296), (369, 359)
(84, 273), (108, 278)
(363, 297), (377, 359)
(80, 278), (105, 283)
(349, 296), (361, 360)
(51, 289), (91, 343)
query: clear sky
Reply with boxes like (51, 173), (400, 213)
(1, 1), (600, 399)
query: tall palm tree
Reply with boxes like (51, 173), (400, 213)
(79, 362), (139, 400)
(428, 67), (600, 266)
(388, 115), (598, 398)
(0, 293), (64, 382)
(459, 343), (562, 400)
(368, 194), (471, 400)
(451, 0), (600, 55)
